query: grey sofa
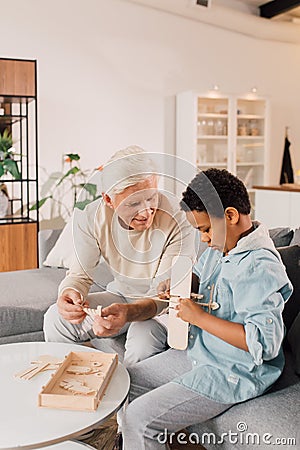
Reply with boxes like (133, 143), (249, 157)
(0, 227), (299, 449)
(0, 229), (114, 345)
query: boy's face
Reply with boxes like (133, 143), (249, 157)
(185, 210), (227, 253)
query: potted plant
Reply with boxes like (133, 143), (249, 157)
(30, 153), (101, 222)
(0, 129), (21, 179)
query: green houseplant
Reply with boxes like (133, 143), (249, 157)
(0, 129), (21, 179)
(30, 153), (101, 219)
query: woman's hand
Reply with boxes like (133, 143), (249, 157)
(176, 298), (205, 326)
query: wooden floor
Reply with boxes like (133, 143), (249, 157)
(77, 415), (118, 450)
(78, 416), (206, 450)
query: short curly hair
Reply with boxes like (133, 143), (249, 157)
(180, 168), (251, 218)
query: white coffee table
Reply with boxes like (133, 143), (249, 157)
(0, 342), (130, 450)
(38, 442), (94, 449)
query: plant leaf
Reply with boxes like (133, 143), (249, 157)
(74, 195), (102, 210)
(74, 199), (92, 210)
(40, 171), (64, 197)
(0, 164), (4, 178)
(3, 159), (21, 179)
(56, 166), (80, 186)
(65, 153), (80, 161)
(81, 182), (97, 198)
(29, 196), (52, 211)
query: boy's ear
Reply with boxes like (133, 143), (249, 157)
(224, 207), (239, 224)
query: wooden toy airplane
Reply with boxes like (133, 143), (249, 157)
(156, 291), (220, 311)
(167, 256), (193, 350)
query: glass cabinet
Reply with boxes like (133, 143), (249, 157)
(176, 91), (269, 214)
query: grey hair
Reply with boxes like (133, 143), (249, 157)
(101, 146), (158, 195)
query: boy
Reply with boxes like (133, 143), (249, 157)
(120, 168), (293, 450)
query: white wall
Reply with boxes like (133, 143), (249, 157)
(1, 0), (300, 192)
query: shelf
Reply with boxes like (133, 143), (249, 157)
(197, 135), (228, 140)
(198, 113), (228, 118)
(0, 114), (26, 125)
(197, 162), (228, 168)
(0, 178), (37, 183)
(236, 162), (264, 167)
(0, 95), (35, 104)
(237, 115), (264, 120)
(236, 136), (264, 140)
(0, 217), (37, 224)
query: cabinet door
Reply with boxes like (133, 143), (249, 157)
(0, 223), (38, 271)
(235, 98), (268, 191)
(196, 96), (229, 170)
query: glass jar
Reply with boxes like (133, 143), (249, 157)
(214, 119), (224, 136)
(249, 119), (259, 136)
(207, 120), (214, 135)
(238, 123), (247, 136)
(198, 120), (207, 135)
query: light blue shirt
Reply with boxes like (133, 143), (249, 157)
(174, 223), (293, 404)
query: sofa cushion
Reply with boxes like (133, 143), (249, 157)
(290, 227), (300, 246)
(43, 221), (74, 269)
(269, 227), (294, 247)
(0, 267), (67, 338)
(38, 228), (62, 267)
(188, 382), (300, 449)
(0, 262), (112, 340)
(277, 245), (300, 331)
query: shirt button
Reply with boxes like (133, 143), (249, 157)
(207, 286), (211, 290)
(190, 335), (194, 339)
(267, 318), (273, 324)
(193, 360), (197, 365)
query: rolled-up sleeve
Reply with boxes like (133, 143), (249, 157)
(233, 252), (293, 365)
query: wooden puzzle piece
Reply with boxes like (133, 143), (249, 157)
(66, 365), (93, 375)
(15, 363), (50, 380)
(31, 355), (62, 371)
(82, 305), (102, 318)
(167, 256), (192, 350)
(60, 379), (96, 396)
(15, 355), (63, 380)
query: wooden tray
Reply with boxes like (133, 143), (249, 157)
(38, 351), (118, 411)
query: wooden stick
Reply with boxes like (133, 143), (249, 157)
(22, 363), (50, 380)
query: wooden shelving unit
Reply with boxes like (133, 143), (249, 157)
(0, 58), (38, 271)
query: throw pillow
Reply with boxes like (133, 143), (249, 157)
(277, 245), (300, 331)
(290, 228), (300, 246)
(269, 227), (294, 248)
(43, 220), (75, 269)
(287, 312), (300, 375)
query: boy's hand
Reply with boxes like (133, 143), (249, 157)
(92, 303), (128, 337)
(176, 298), (205, 325)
